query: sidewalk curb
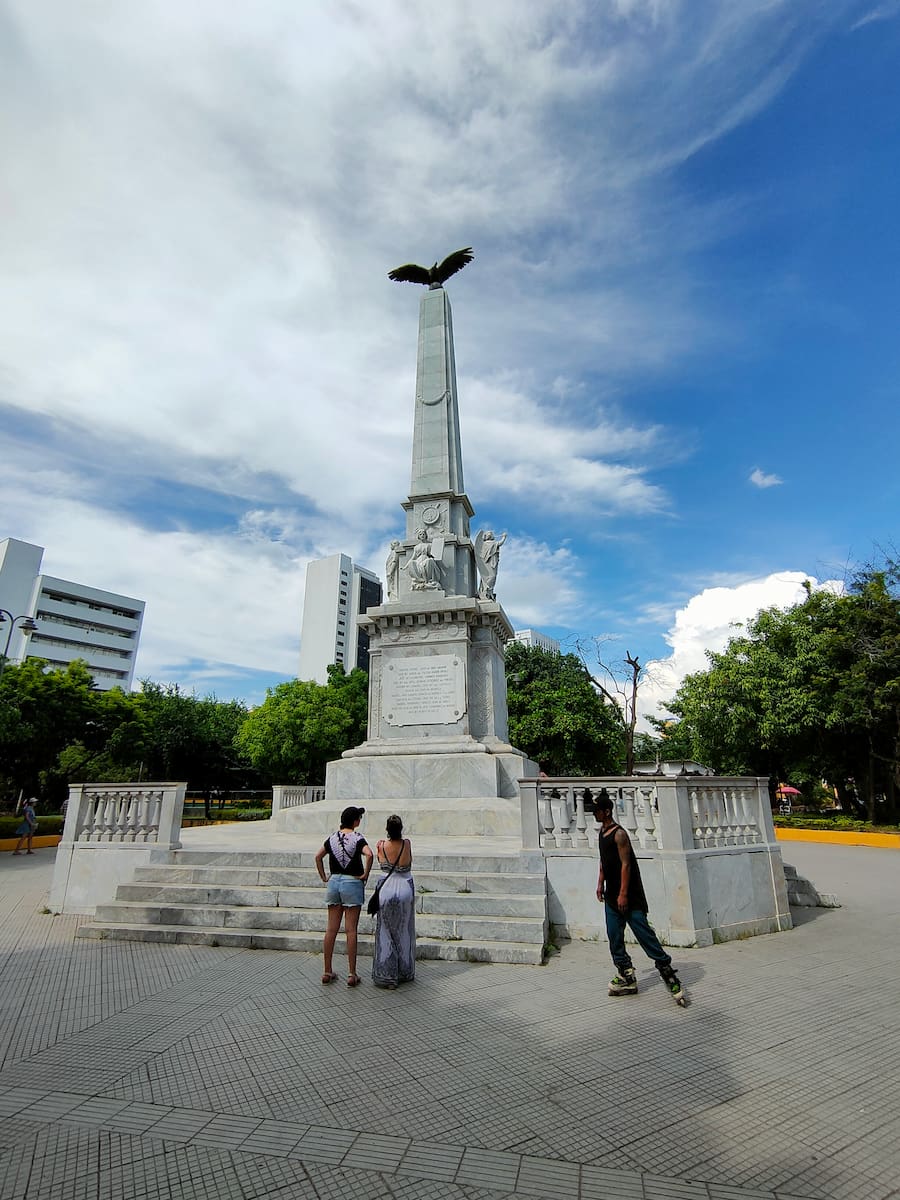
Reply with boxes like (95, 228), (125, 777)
(776, 827), (900, 849)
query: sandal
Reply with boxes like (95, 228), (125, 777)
(347, 974), (361, 988)
(321, 972), (338, 985)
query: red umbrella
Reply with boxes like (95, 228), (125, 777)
(777, 785), (801, 795)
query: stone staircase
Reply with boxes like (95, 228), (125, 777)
(77, 846), (549, 965)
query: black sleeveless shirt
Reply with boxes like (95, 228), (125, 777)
(599, 823), (648, 913)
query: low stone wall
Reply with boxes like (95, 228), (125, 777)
(520, 775), (792, 947)
(49, 782), (186, 914)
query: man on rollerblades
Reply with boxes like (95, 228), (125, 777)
(594, 789), (685, 1005)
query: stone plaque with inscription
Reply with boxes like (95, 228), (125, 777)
(383, 654), (467, 727)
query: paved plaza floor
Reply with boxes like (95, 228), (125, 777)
(0, 841), (897, 1200)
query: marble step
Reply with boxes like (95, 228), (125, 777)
(163, 849), (545, 874)
(91, 900), (547, 944)
(129, 865), (546, 895)
(76, 923), (545, 965)
(116, 882), (546, 917)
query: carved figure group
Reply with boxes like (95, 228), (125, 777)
(406, 529), (441, 590)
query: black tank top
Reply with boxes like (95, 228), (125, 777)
(599, 823), (648, 913)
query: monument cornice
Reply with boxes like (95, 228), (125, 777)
(401, 491), (475, 518)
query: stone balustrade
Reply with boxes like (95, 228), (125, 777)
(519, 774), (788, 946)
(271, 784), (326, 817)
(520, 776), (771, 853)
(65, 783), (186, 845)
(50, 782), (186, 915)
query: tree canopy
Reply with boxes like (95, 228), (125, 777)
(661, 559), (900, 821)
(505, 642), (625, 775)
(0, 660), (257, 805)
(236, 665), (369, 784)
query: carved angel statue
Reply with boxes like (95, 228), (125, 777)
(385, 540), (402, 601)
(474, 530), (507, 599)
(406, 529), (441, 590)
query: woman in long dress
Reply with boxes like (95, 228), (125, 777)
(371, 815), (416, 989)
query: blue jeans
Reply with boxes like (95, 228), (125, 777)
(604, 903), (671, 972)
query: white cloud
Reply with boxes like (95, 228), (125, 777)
(850, 2), (900, 31)
(637, 571), (843, 727)
(0, 2), (860, 695)
(749, 467), (783, 488)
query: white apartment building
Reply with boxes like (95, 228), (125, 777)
(298, 553), (382, 684)
(511, 628), (561, 654)
(0, 538), (145, 690)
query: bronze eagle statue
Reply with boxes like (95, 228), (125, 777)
(388, 247), (474, 289)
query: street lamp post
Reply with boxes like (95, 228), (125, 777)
(0, 610), (39, 680)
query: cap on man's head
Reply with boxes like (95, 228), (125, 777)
(592, 788), (615, 814)
(340, 806), (366, 827)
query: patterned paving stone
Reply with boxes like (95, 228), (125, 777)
(0, 846), (898, 1200)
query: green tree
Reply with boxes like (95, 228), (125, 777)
(0, 659), (105, 802)
(505, 642), (625, 775)
(663, 563), (900, 822)
(236, 665), (369, 784)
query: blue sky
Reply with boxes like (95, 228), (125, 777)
(1, 2), (897, 720)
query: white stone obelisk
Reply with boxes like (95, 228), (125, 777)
(322, 284), (537, 833)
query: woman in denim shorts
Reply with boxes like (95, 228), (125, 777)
(315, 807), (373, 987)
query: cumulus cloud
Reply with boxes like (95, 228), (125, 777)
(637, 571), (844, 726)
(749, 467), (784, 488)
(0, 2), (858, 696)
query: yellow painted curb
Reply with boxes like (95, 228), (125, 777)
(776, 828), (900, 849)
(0, 835), (62, 852)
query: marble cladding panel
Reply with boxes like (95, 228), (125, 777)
(545, 845), (788, 947)
(323, 757), (371, 801)
(50, 844), (160, 915)
(368, 757), (417, 798)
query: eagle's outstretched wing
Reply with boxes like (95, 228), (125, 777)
(388, 262), (432, 284)
(434, 247), (474, 284)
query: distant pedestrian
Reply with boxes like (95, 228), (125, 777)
(13, 798), (38, 855)
(593, 789), (685, 1004)
(315, 807), (373, 988)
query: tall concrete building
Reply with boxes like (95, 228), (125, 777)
(297, 553), (382, 684)
(0, 538), (145, 690)
(511, 628), (561, 654)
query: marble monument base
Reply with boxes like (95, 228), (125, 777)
(329, 740), (533, 801)
(274, 792), (523, 838)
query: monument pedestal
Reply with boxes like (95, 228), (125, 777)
(317, 591), (537, 836)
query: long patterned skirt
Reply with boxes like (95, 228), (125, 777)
(372, 868), (416, 987)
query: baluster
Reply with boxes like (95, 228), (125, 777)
(111, 791), (126, 842)
(123, 793), (140, 842)
(742, 787), (761, 842)
(699, 786), (716, 846)
(138, 790), (155, 842)
(696, 782), (710, 849)
(729, 787), (748, 844)
(98, 793), (114, 842)
(147, 790), (163, 840)
(621, 788), (639, 839)
(638, 787), (658, 849)
(90, 793), (103, 841)
(550, 794), (570, 848)
(574, 792), (588, 848)
(718, 787), (735, 845)
(537, 791), (554, 846)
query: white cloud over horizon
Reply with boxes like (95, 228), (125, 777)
(1, 1), (892, 705)
(637, 571), (844, 728)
